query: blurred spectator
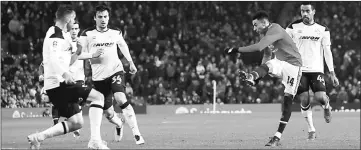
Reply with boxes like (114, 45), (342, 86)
(337, 86), (349, 104)
(259, 89), (270, 103)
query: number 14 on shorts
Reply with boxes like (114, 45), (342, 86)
(287, 76), (295, 86)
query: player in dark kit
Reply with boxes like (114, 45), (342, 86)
(225, 11), (303, 147)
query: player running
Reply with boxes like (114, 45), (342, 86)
(286, 2), (339, 140)
(27, 5), (109, 149)
(76, 5), (144, 144)
(224, 11), (302, 147)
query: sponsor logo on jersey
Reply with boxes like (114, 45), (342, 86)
(92, 42), (115, 47)
(299, 36), (320, 41)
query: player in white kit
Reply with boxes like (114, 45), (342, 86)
(286, 2), (339, 140)
(27, 5), (108, 149)
(77, 5), (144, 145)
(39, 21), (83, 138)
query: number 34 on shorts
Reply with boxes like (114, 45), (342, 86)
(112, 75), (122, 84)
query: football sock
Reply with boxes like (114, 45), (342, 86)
(250, 64), (269, 80)
(53, 118), (59, 125)
(116, 127), (121, 135)
(107, 111), (123, 128)
(39, 121), (69, 141)
(89, 103), (104, 141)
(120, 102), (141, 136)
(301, 103), (316, 132)
(275, 95), (293, 139)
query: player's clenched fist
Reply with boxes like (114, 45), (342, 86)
(92, 49), (104, 58)
(129, 61), (137, 74)
(224, 47), (238, 54)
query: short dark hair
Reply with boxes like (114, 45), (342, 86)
(94, 4), (111, 17)
(56, 5), (74, 20)
(301, 2), (316, 10)
(252, 11), (269, 21)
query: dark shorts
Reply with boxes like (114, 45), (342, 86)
(93, 71), (126, 110)
(47, 82), (91, 118)
(297, 72), (326, 95)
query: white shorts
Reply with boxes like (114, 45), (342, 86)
(265, 59), (302, 96)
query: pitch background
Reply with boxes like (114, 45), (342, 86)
(1, 112), (360, 149)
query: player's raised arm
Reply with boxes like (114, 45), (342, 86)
(225, 12), (284, 54)
(226, 28), (283, 53)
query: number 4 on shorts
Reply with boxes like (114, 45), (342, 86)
(287, 76), (294, 86)
(317, 75), (324, 82)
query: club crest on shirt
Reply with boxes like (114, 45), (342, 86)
(53, 41), (58, 48)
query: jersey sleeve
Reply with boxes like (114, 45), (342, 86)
(115, 30), (123, 45)
(258, 24), (283, 49)
(116, 31), (133, 62)
(321, 26), (331, 46)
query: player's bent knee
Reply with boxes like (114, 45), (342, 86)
(114, 92), (127, 105)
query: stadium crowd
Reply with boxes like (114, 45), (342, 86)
(1, 1), (360, 108)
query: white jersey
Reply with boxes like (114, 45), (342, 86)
(286, 20), (331, 73)
(43, 26), (72, 90)
(79, 27), (124, 81)
(69, 41), (85, 81)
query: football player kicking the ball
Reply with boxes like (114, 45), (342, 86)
(225, 11), (302, 147)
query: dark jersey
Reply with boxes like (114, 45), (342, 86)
(264, 23), (302, 67)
